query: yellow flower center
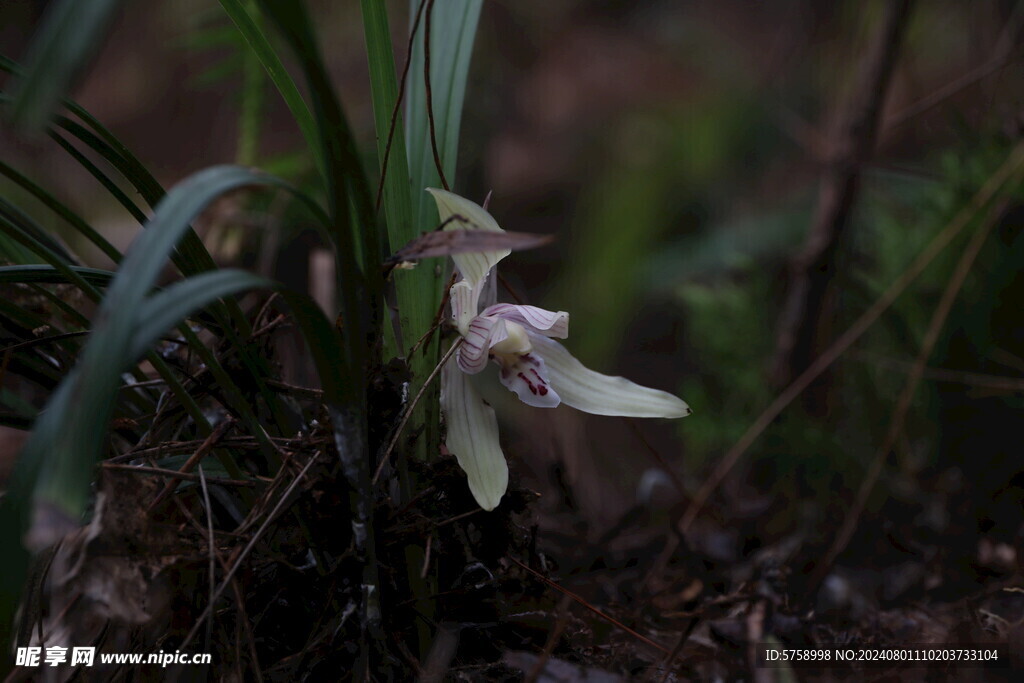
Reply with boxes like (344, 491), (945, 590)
(490, 321), (531, 357)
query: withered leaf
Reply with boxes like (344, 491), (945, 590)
(386, 228), (554, 265)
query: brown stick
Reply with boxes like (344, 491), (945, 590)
(847, 351), (1024, 392)
(102, 463), (258, 488)
(179, 451), (322, 651)
(771, 0), (914, 391)
(147, 418), (237, 513)
(423, 0), (450, 191)
(374, 0), (429, 212)
(508, 556), (670, 656)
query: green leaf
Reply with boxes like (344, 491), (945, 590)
(0, 264), (114, 287)
(255, 0), (381, 407)
(0, 165), (295, 555)
(4, 58), (319, 442)
(360, 0), (417, 355)
(218, 0), (323, 176)
(405, 0), (483, 235)
(398, 0), (483, 473)
(25, 168), (277, 522)
(128, 270), (269, 360)
(0, 198), (76, 265)
(403, 0), (483, 353)
(6, 0), (126, 133)
(0, 159), (122, 264)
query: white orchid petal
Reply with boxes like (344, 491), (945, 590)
(529, 334), (691, 418)
(441, 357), (509, 511)
(497, 352), (561, 408)
(450, 280), (480, 336)
(481, 303), (569, 339)
(458, 316), (507, 375)
(427, 188), (511, 288)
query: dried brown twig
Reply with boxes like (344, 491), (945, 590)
(374, 0), (429, 211)
(101, 463), (258, 488)
(509, 556), (671, 657)
(771, 0), (914, 390)
(179, 451), (322, 650)
(147, 418), (237, 513)
(423, 0), (450, 191)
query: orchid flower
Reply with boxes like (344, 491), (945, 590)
(429, 189), (691, 511)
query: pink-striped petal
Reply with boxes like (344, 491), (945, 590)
(457, 316), (507, 374)
(496, 352), (560, 408)
(481, 303), (569, 339)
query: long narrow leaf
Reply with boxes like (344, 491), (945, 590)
(21, 165), (294, 531)
(360, 0), (420, 358)
(128, 271), (269, 360)
(0, 160), (122, 264)
(5, 61), (307, 439)
(255, 0), (380, 402)
(218, 0), (323, 179)
(6, 0), (126, 132)
(0, 265), (114, 287)
(0, 199), (76, 265)
(403, 0), (483, 346)
(398, 0), (483, 473)
(1, 269), (263, 647)
(405, 0), (483, 235)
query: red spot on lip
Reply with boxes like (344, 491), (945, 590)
(529, 368), (549, 395)
(518, 372), (538, 395)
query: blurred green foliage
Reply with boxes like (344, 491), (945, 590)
(674, 128), (1024, 512)
(551, 93), (775, 367)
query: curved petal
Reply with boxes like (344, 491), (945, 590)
(481, 303), (569, 339)
(497, 352), (561, 408)
(427, 189), (510, 288)
(458, 315), (508, 374)
(441, 357), (509, 511)
(450, 280), (480, 335)
(529, 334), (691, 418)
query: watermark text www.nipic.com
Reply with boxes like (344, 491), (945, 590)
(15, 647), (212, 668)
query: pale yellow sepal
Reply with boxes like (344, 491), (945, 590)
(440, 353), (509, 510)
(427, 188), (511, 289)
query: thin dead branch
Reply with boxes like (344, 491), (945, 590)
(771, 0), (914, 391)
(509, 556), (671, 657)
(375, 0), (429, 212)
(101, 463), (258, 488)
(423, 0), (450, 191)
(179, 451), (322, 650)
(147, 418), (237, 513)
